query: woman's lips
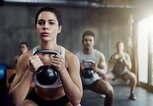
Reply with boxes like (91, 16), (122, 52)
(41, 32), (49, 37)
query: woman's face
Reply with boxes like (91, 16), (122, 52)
(36, 11), (61, 42)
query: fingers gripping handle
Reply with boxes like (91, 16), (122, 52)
(82, 60), (95, 68)
(31, 50), (60, 72)
(33, 50), (60, 86)
(29, 55), (43, 72)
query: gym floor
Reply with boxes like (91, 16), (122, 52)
(81, 85), (153, 106)
(0, 85), (153, 106)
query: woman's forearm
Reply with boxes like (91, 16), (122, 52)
(59, 69), (82, 105)
(9, 70), (34, 105)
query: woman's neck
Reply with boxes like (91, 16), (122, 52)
(40, 41), (59, 50)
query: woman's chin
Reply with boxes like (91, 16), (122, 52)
(41, 38), (50, 42)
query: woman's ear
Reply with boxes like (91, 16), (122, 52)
(58, 25), (62, 33)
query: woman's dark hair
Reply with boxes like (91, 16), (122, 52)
(82, 30), (95, 39)
(35, 7), (62, 27)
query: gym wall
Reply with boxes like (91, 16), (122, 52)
(0, 5), (131, 68)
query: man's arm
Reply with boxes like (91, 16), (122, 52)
(108, 53), (118, 70)
(94, 54), (107, 79)
(98, 54), (107, 69)
(122, 53), (132, 70)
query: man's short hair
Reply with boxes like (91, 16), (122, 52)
(82, 30), (95, 39)
(19, 42), (28, 48)
(116, 41), (124, 46)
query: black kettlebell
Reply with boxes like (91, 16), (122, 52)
(34, 50), (60, 85)
(81, 60), (95, 79)
(82, 67), (94, 78)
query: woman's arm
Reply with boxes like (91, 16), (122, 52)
(9, 52), (34, 105)
(52, 50), (83, 105)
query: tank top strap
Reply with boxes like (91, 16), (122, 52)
(32, 46), (40, 55)
(59, 46), (65, 60)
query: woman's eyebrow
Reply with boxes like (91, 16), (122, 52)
(48, 19), (56, 22)
(38, 19), (44, 22)
(38, 19), (55, 22)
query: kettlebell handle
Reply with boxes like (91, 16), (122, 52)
(34, 50), (60, 55)
(83, 60), (95, 64)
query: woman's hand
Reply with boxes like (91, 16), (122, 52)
(29, 55), (43, 72)
(51, 54), (66, 72)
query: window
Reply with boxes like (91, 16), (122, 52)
(137, 15), (153, 85)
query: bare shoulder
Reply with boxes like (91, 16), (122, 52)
(65, 49), (78, 61)
(64, 49), (79, 67)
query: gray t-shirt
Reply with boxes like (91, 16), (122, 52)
(109, 52), (131, 76)
(76, 49), (105, 65)
(75, 49), (104, 85)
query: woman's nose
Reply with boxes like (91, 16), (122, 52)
(43, 22), (49, 30)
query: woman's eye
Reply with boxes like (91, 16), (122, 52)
(38, 21), (44, 26)
(49, 21), (55, 25)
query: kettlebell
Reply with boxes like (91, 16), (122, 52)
(81, 60), (95, 79)
(34, 50), (60, 85)
(82, 67), (94, 78)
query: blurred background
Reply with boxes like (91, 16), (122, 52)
(0, 0), (153, 106)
